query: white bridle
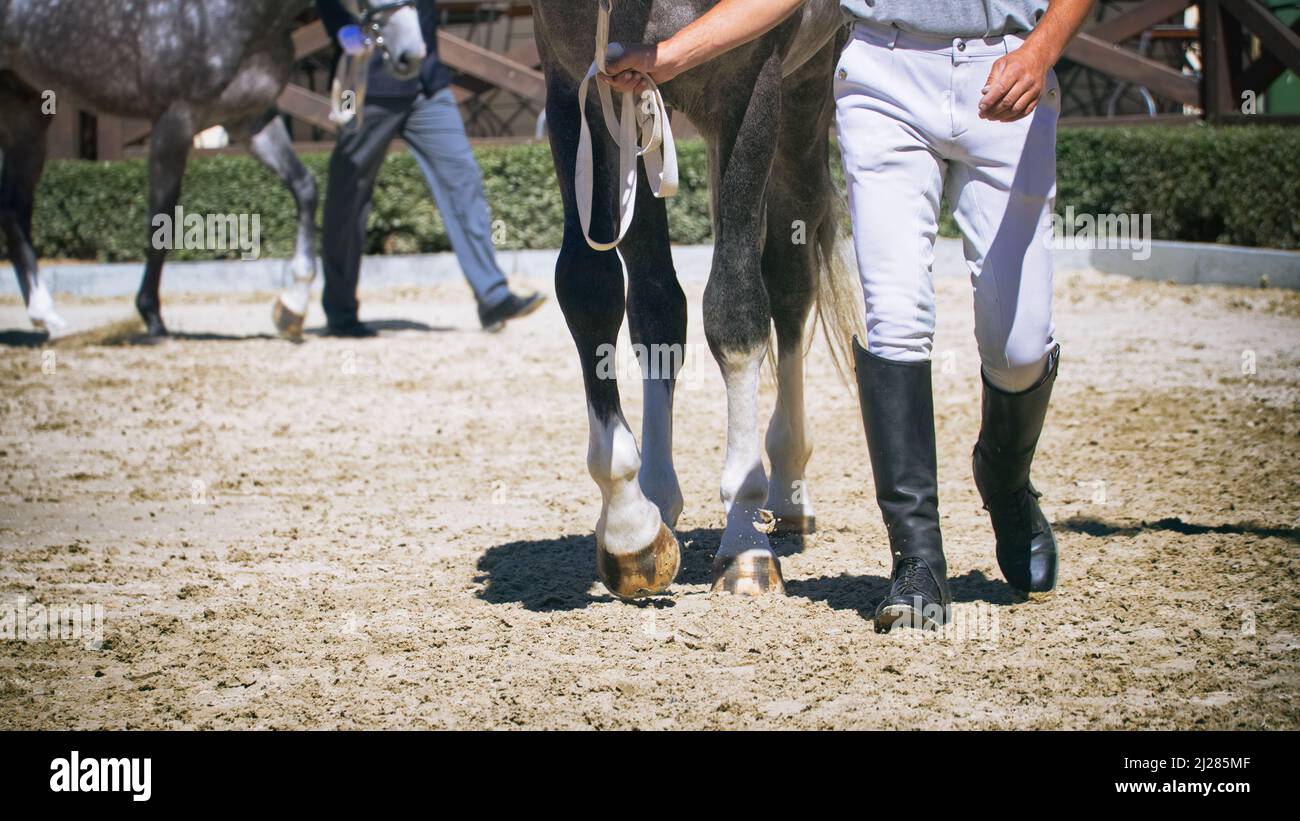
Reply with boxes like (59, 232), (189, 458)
(575, 0), (679, 252)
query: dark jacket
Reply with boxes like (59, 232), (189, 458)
(317, 0), (451, 99)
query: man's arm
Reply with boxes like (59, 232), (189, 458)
(602, 0), (806, 92)
(979, 0), (1095, 122)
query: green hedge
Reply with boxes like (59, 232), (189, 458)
(4, 124), (1298, 262)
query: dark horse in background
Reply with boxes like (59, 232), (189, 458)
(532, 0), (863, 598)
(0, 0), (422, 338)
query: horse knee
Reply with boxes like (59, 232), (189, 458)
(0, 201), (23, 233)
(555, 242), (623, 331)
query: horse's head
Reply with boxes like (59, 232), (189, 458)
(341, 0), (427, 81)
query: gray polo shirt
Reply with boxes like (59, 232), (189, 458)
(840, 1), (1049, 38)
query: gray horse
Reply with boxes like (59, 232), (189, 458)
(532, 0), (863, 598)
(0, 0), (423, 338)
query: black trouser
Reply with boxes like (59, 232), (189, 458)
(321, 89), (510, 325)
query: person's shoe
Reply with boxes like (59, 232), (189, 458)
(479, 291), (546, 333)
(874, 556), (951, 633)
(324, 318), (378, 338)
(973, 345), (1060, 597)
(854, 337), (951, 633)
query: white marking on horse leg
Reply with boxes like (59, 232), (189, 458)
(247, 114), (316, 334)
(588, 404), (663, 556)
(717, 349), (773, 563)
(589, 401), (680, 598)
(271, 205), (314, 336)
(765, 343), (814, 530)
(638, 377), (683, 528)
(278, 252), (315, 318)
(26, 277), (67, 334)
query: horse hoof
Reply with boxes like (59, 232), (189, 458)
(771, 513), (815, 536)
(710, 551), (785, 596)
(596, 522), (680, 600)
(138, 310), (168, 339)
(29, 312), (68, 336)
(272, 297), (305, 340)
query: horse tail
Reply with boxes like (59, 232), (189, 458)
(811, 189), (865, 385)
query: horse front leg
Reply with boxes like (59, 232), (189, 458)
(564, 234), (681, 599)
(137, 106), (195, 338)
(705, 52), (788, 596)
(621, 163), (687, 529)
(0, 75), (63, 334)
(545, 74), (679, 600)
(241, 111), (319, 339)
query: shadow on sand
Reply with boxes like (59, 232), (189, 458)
(475, 526), (1023, 616)
(304, 318), (456, 335)
(1056, 514), (1300, 544)
(0, 316), (456, 347)
(0, 329), (50, 347)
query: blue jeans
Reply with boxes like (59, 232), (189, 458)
(321, 88), (510, 324)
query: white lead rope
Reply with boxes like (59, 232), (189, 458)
(575, 0), (679, 252)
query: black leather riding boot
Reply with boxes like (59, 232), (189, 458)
(973, 345), (1060, 595)
(853, 338), (951, 632)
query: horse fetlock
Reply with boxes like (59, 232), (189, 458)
(586, 411), (644, 487)
(765, 472), (816, 536)
(135, 300), (168, 338)
(596, 487), (663, 551)
(718, 499), (777, 556)
(719, 463), (769, 514)
(638, 463), (683, 529)
(26, 281), (68, 334)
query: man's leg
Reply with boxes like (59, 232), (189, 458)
(947, 59), (1062, 595)
(402, 88), (513, 311)
(946, 71), (1058, 394)
(320, 100), (407, 330)
(836, 25), (952, 631)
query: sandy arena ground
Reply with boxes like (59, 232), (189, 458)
(0, 265), (1297, 729)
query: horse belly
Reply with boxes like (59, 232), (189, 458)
(6, 52), (159, 120)
(206, 43), (294, 126)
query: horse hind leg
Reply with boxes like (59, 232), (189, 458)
(235, 110), (318, 339)
(761, 214), (819, 538)
(137, 106), (196, 338)
(760, 66), (840, 538)
(545, 72), (679, 599)
(0, 75), (64, 334)
(705, 51), (789, 596)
